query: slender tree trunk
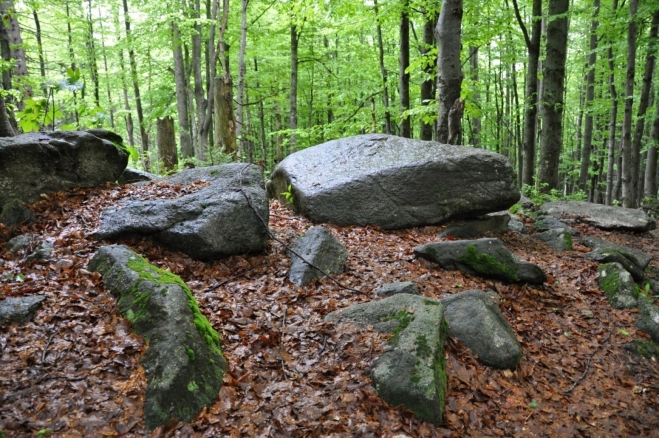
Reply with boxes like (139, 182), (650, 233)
(114, 6), (134, 147)
(86, 0), (100, 107)
(512, 0), (541, 186)
(0, 5), (16, 131)
(538, 0), (570, 192)
(236, 0), (249, 159)
(419, 11), (437, 141)
(578, 0), (600, 192)
(399, 0), (411, 138)
(290, 24), (299, 152)
(374, 0), (391, 134)
(172, 21), (194, 158)
(631, 9), (659, 204)
(32, 9), (45, 78)
(191, 0), (207, 157)
(605, 0), (619, 205)
(435, 0), (464, 144)
(275, 99), (283, 162)
(0, 93), (14, 137)
(469, 46), (481, 147)
(97, 4), (115, 128)
(214, 0), (236, 157)
(65, 1), (79, 126)
(645, 87), (659, 198)
(123, 0), (149, 169)
(621, 0), (638, 208)
(157, 117), (178, 173)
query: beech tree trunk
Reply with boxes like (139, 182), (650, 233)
(236, 0), (249, 159)
(645, 88), (659, 198)
(399, 0), (411, 138)
(290, 24), (299, 152)
(468, 46), (481, 147)
(172, 21), (194, 159)
(33, 9), (45, 78)
(86, 0), (100, 107)
(435, 0), (463, 144)
(420, 11), (437, 141)
(214, 76), (237, 156)
(537, 0), (569, 192)
(0, 93), (15, 137)
(512, 0), (541, 186)
(98, 4), (115, 128)
(157, 116), (178, 172)
(605, 0), (619, 205)
(621, 0), (638, 208)
(578, 0), (600, 193)
(374, 0), (392, 134)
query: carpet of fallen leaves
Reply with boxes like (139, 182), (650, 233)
(1, 181), (659, 438)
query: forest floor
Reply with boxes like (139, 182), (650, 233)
(1, 181), (659, 438)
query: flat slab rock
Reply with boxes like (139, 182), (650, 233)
(582, 236), (650, 282)
(325, 294), (447, 425)
(287, 226), (347, 286)
(414, 238), (546, 284)
(267, 134), (520, 229)
(440, 290), (522, 369)
(0, 295), (46, 323)
(88, 245), (227, 430)
(0, 129), (128, 207)
(438, 214), (510, 239)
(93, 164), (269, 260)
(540, 201), (656, 232)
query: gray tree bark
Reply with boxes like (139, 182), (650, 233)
(621, 0), (638, 208)
(290, 24), (299, 152)
(645, 87), (659, 199)
(399, 0), (411, 138)
(172, 21), (194, 158)
(537, 0), (570, 192)
(435, 0), (464, 144)
(374, 0), (392, 134)
(605, 0), (619, 205)
(236, 0), (249, 159)
(157, 116), (179, 172)
(420, 10), (437, 141)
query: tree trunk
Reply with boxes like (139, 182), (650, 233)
(631, 9), (659, 204)
(157, 116), (178, 172)
(290, 24), (299, 152)
(214, 76), (237, 156)
(420, 11), (437, 141)
(191, 0), (207, 158)
(0, 0), (27, 118)
(537, 0), (570, 192)
(374, 0), (391, 134)
(236, 0), (249, 159)
(97, 4), (115, 128)
(114, 6), (134, 147)
(32, 9), (45, 78)
(621, 0), (638, 208)
(512, 0), (541, 186)
(645, 88), (659, 198)
(578, 0), (600, 193)
(435, 0), (464, 144)
(399, 0), (411, 138)
(172, 21), (194, 159)
(0, 93), (15, 137)
(605, 0), (619, 205)
(86, 0), (100, 107)
(123, 0), (149, 169)
(469, 46), (481, 147)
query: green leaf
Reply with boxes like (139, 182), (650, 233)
(528, 401), (539, 409)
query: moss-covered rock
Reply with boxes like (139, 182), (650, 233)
(88, 245), (227, 430)
(624, 339), (659, 359)
(414, 238), (546, 284)
(325, 294), (447, 425)
(598, 263), (638, 310)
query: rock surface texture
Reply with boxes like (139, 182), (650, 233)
(93, 164), (269, 260)
(287, 226), (347, 286)
(118, 167), (162, 184)
(375, 281), (420, 297)
(414, 238), (546, 284)
(0, 295), (46, 323)
(438, 214), (510, 239)
(267, 134), (520, 229)
(325, 294), (448, 425)
(0, 199), (35, 226)
(597, 263), (638, 309)
(441, 290), (522, 369)
(541, 201), (656, 232)
(0, 130), (128, 207)
(88, 245), (227, 430)
(581, 236), (650, 282)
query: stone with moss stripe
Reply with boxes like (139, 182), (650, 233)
(325, 294), (448, 425)
(414, 238), (546, 284)
(597, 262), (638, 310)
(89, 245), (227, 430)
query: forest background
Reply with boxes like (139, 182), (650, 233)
(1, 0), (659, 209)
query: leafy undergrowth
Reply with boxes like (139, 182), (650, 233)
(1, 183), (659, 437)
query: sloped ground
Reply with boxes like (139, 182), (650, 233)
(1, 181), (658, 437)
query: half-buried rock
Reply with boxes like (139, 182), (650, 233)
(93, 164), (268, 260)
(440, 290), (522, 369)
(88, 245), (227, 430)
(325, 294), (447, 425)
(582, 236), (651, 282)
(540, 201), (656, 232)
(288, 226), (347, 286)
(414, 238), (546, 284)
(267, 134), (520, 229)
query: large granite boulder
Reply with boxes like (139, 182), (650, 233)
(0, 130), (128, 207)
(288, 226), (347, 286)
(325, 294), (447, 425)
(582, 236), (651, 282)
(540, 201), (656, 232)
(414, 238), (546, 284)
(88, 245), (227, 430)
(267, 134), (520, 229)
(440, 290), (522, 369)
(92, 164), (269, 260)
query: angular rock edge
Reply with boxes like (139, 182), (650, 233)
(287, 226), (347, 286)
(414, 238), (546, 284)
(89, 245), (227, 430)
(325, 294), (447, 425)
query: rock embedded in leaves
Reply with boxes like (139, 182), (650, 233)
(325, 293), (448, 425)
(287, 226), (347, 286)
(581, 236), (650, 282)
(88, 245), (227, 431)
(26, 240), (54, 262)
(532, 228), (573, 251)
(375, 281), (420, 297)
(540, 201), (656, 232)
(438, 214), (510, 239)
(440, 290), (522, 369)
(532, 216), (578, 235)
(597, 263), (638, 310)
(92, 164), (269, 260)
(0, 130), (128, 207)
(0, 199), (35, 226)
(414, 238), (546, 284)
(635, 300), (659, 344)
(0, 295), (46, 323)
(6, 233), (36, 254)
(267, 134), (520, 229)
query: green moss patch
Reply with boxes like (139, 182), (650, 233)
(598, 264), (622, 301)
(459, 245), (519, 281)
(384, 309), (415, 346)
(563, 232), (573, 251)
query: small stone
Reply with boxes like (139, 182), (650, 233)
(375, 281), (419, 297)
(580, 310), (594, 319)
